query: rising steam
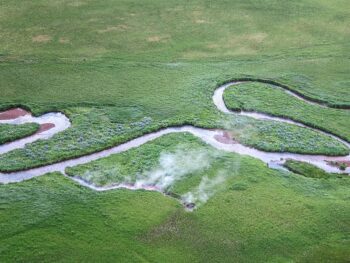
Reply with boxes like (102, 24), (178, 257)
(181, 171), (228, 208)
(133, 146), (239, 209)
(78, 145), (238, 209)
(134, 146), (220, 190)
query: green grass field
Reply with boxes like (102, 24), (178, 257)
(1, 155), (349, 262)
(0, 0), (349, 262)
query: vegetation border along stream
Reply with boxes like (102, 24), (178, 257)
(0, 79), (349, 185)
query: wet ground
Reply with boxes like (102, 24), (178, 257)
(0, 81), (348, 192)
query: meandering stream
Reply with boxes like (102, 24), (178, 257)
(0, 81), (349, 187)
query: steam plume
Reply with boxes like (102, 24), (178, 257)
(181, 171), (227, 208)
(134, 146), (219, 190)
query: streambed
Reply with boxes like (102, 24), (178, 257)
(0, 109), (70, 155)
(0, 81), (349, 188)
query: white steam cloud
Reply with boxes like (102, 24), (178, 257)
(181, 171), (228, 208)
(79, 145), (241, 210)
(134, 147), (219, 190)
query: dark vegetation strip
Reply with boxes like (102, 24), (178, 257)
(0, 123), (39, 145)
(1, 74), (350, 173)
(1, 77), (349, 118)
(0, 123), (223, 173)
(219, 77), (350, 109)
(0, 111), (348, 173)
(223, 82), (350, 143)
(283, 159), (347, 179)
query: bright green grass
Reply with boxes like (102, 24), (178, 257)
(1, 156), (349, 262)
(283, 159), (345, 179)
(0, 59), (349, 115)
(0, 123), (39, 145)
(0, 0), (350, 261)
(1, 0), (349, 60)
(0, 0), (349, 110)
(0, 0), (349, 64)
(0, 0), (349, 170)
(223, 82), (350, 141)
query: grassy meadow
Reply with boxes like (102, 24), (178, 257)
(1, 150), (349, 262)
(0, 0), (349, 262)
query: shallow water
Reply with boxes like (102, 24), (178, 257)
(0, 81), (349, 187)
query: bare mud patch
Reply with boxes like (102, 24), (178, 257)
(37, 123), (55, 134)
(214, 131), (236, 144)
(59, 37), (70, 44)
(0, 108), (29, 120)
(32, 35), (52, 43)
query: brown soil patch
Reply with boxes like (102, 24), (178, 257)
(59, 37), (70, 44)
(214, 131), (236, 144)
(326, 160), (350, 168)
(147, 36), (161, 42)
(37, 123), (55, 134)
(0, 108), (29, 120)
(32, 35), (52, 43)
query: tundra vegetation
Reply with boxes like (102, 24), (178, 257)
(223, 82), (350, 141)
(0, 107), (348, 172)
(0, 123), (39, 144)
(283, 159), (345, 179)
(0, 0), (349, 262)
(66, 133), (233, 192)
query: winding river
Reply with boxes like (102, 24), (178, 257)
(0, 81), (349, 189)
